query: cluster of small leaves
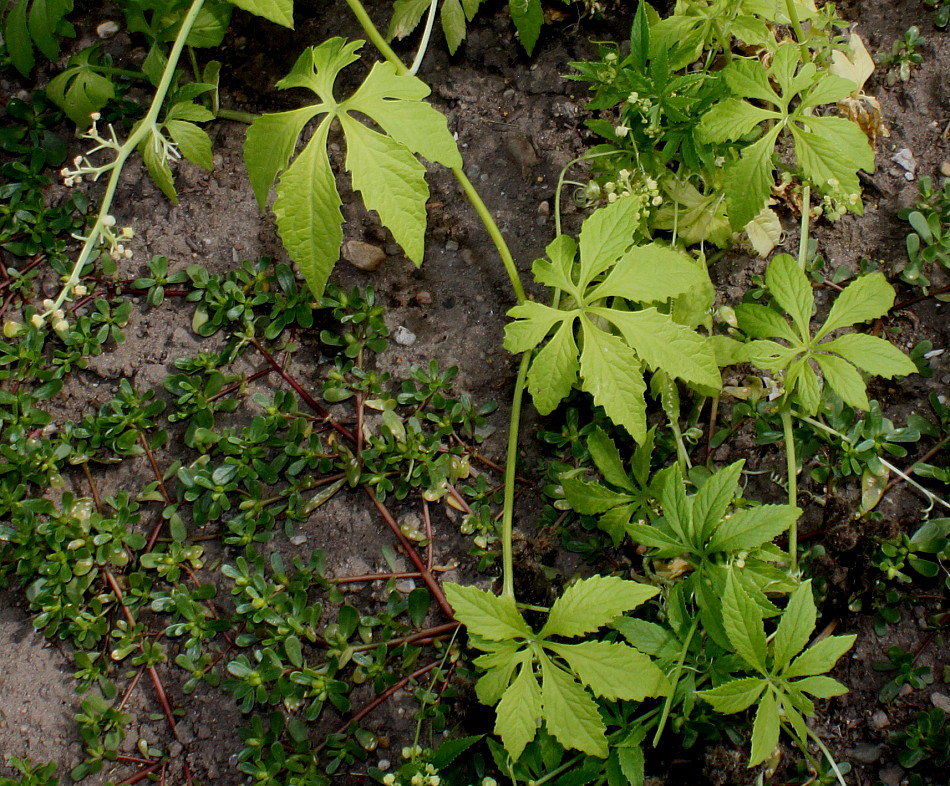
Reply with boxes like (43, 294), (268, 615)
(925, 0), (950, 28)
(875, 26), (925, 85)
(873, 518), (950, 590)
(872, 645), (933, 703)
(899, 176), (950, 288)
(890, 707), (950, 769)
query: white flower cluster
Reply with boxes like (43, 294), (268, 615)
(3, 281), (90, 338)
(815, 177), (861, 221)
(59, 113), (120, 187)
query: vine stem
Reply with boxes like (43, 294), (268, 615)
(53, 0), (207, 311)
(502, 352), (532, 601)
(781, 407), (799, 575)
(784, 0), (810, 63)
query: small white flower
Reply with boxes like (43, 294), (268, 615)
(90, 112), (101, 121)
(101, 214), (117, 227)
(614, 124), (630, 138)
(652, 195), (663, 206)
(42, 299), (56, 312)
(52, 309), (65, 320)
(53, 319), (69, 333)
(31, 314), (45, 328)
(73, 284), (88, 296)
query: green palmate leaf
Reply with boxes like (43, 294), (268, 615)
(541, 575), (657, 638)
(749, 689), (780, 767)
(577, 196), (641, 284)
(772, 581), (816, 668)
(444, 583), (533, 641)
(814, 352), (870, 410)
(765, 254), (813, 341)
(692, 460), (743, 543)
(547, 641), (671, 701)
(783, 634), (857, 679)
(341, 117), (429, 264)
(596, 308), (721, 389)
(725, 124), (783, 230)
(579, 321), (648, 442)
(697, 677), (766, 713)
(700, 98), (780, 142)
(509, 0), (543, 54)
(474, 641), (522, 704)
(822, 333), (916, 378)
(722, 571), (767, 672)
(561, 477), (633, 515)
(815, 273), (895, 339)
(734, 303), (798, 342)
(587, 427), (633, 491)
(503, 301), (568, 354)
(166, 120), (213, 170)
(537, 235), (579, 293)
(707, 504), (800, 554)
(272, 120), (343, 299)
(47, 46), (115, 127)
(526, 319), (579, 414)
(229, 0), (294, 27)
(495, 661), (541, 761)
(540, 656), (607, 757)
(792, 359), (821, 414)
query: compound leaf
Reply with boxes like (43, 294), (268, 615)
(590, 244), (707, 304)
(790, 115), (873, 199)
(772, 581), (816, 668)
(561, 476), (633, 515)
(577, 197), (641, 285)
(388, 0), (430, 39)
(815, 272), (895, 339)
(698, 677), (766, 714)
(441, 0), (466, 53)
(244, 107), (322, 208)
(587, 427), (633, 491)
(541, 575), (658, 639)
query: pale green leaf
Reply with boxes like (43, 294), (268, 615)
(772, 581), (816, 669)
(596, 308), (721, 389)
(725, 124), (782, 230)
(561, 476), (633, 515)
(441, 0), (466, 53)
(139, 130), (177, 203)
(749, 689), (780, 767)
(792, 360), (822, 415)
(791, 675), (849, 698)
(577, 198), (642, 286)
(735, 303), (798, 342)
(800, 72), (859, 109)
(590, 244), (707, 303)
(599, 504), (636, 546)
(277, 38), (362, 97)
(790, 116), (874, 196)
(745, 206), (784, 257)
(167, 103), (216, 122)
(474, 641), (521, 704)
(388, 0), (430, 39)
(708, 504), (799, 554)
(822, 333), (916, 378)
(444, 583), (533, 641)
(166, 120), (213, 171)
(547, 640), (671, 701)
(697, 677), (766, 713)
(723, 58), (782, 107)
(229, 0), (294, 27)
(587, 427), (633, 491)
(540, 657), (607, 757)
(579, 320), (647, 443)
(700, 98), (780, 143)
(765, 254), (813, 342)
(624, 522), (688, 556)
(272, 120), (342, 299)
(693, 461), (743, 543)
(495, 662), (541, 760)
(813, 353), (870, 411)
(341, 116), (429, 265)
(184, 2), (232, 47)
(618, 746), (645, 786)
(244, 106), (323, 208)
(509, 0), (543, 55)
(526, 318), (579, 414)
(611, 618), (679, 659)
(783, 634), (856, 678)
(722, 571), (767, 672)
(656, 464), (690, 545)
(503, 301), (567, 354)
(541, 575), (658, 639)
(342, 62), (462, 168)
(815, 273), (895, 339)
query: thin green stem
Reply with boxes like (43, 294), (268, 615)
(53, 0), (207, 310)
(554, 149), (626, 237)
(343, 0), (407, 73)
(532, 752), (588, 785)
(653, 615), (699, 746)
(781, 407), (799, 574)
(215, 108), (259, 124)
(784, 0), (811, 63)
(501, 352), (532, 601)
(797, 183), (811, 270)
(805, 723), (849, 786)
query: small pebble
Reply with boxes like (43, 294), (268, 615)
(941, 161), (950, 177)
(393, 326), (416, 346)
(96, 20), (121, 38)
(846, 743), (882, 764)
(343, 240), (386, 271)
(878, 764), (903, 786)
(415, 291), (432, 306)
(931, 691), (950, 714)
(869, 709), (890, 730)
(892, 148), (917, 179)
(445, 239), (459, 252)
(289, 534), (307, 546)
(538, 200), (550, 217)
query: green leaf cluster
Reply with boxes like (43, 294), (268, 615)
(504, 197), (720, 443)
(2, 0), (75, 77)
(445, 576), (671, 759)
(698, 577), (855, 767)
(700, 41), (874, 229)
(244, 38), (462, 299)
(388, 0), (484, 55)
(724, 254), (916, 414)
